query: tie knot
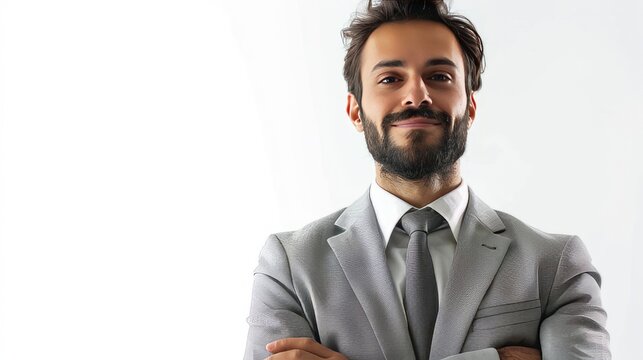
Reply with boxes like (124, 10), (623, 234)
(400, 208), (447, 235)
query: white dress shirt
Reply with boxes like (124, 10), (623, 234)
(369, 179), (469, 309)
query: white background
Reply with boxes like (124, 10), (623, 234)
(1, 0), (641, 358)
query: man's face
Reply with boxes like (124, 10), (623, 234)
(347, 20), (476, 181)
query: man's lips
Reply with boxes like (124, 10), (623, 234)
(391, 117), (442, 128)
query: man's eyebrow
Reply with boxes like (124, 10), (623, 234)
(371, 59), (405, 73)
(370, 58), (458, 73)
(425, 58), (457, 68)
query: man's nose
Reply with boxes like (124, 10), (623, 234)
(402, 76), (432, 107)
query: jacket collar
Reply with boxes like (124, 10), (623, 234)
(329, 187), (511, 359)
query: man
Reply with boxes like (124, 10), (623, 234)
(244, 0), (610, 359)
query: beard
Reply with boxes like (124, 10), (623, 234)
(361, 104), (469, 182)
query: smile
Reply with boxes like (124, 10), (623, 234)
(391, 117), (442, 128)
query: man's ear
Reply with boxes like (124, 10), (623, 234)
(346, 93), (364, 132)
(467, 92), (477, 129)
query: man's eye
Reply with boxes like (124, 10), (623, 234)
(379, 76), (400, 84)
(429, 73), (451, 82)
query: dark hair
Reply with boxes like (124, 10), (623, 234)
(341, 0), (484, 103)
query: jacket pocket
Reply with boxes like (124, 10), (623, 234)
(471, 299), (541, 331)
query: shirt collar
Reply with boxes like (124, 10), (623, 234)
(369, 179), (469, 246)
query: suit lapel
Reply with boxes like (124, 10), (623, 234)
(430, 189), (512, 360)
(328, 189), (415, 360)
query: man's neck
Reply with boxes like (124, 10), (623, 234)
(374, 163), (462, 208)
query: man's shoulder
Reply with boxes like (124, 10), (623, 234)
(271, 207), (348, 248)
(493, 209), (578, 252)
(467, 188), (578, 246)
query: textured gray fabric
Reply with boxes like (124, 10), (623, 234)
(401, 208), (447, 360)
(442, 348), (500, 360)
(244, 187), (611, 360)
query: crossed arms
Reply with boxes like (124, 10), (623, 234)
(244, 234), (610, 360)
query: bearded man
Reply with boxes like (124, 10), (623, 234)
(244, 1), (610, 359)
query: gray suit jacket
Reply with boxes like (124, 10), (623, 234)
(244, 188), (610, 359)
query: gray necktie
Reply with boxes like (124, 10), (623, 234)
(400, 208), (448, 360)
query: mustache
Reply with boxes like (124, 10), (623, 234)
(382, 107), (452, 127)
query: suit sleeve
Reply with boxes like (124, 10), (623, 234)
(243, 235), (315, 360)
(539, 236), (611, 359)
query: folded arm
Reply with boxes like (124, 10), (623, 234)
(539, 236), (610, 359)
(244, 235), (316, 360)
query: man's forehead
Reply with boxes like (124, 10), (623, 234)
(360, 20), (465, 73)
